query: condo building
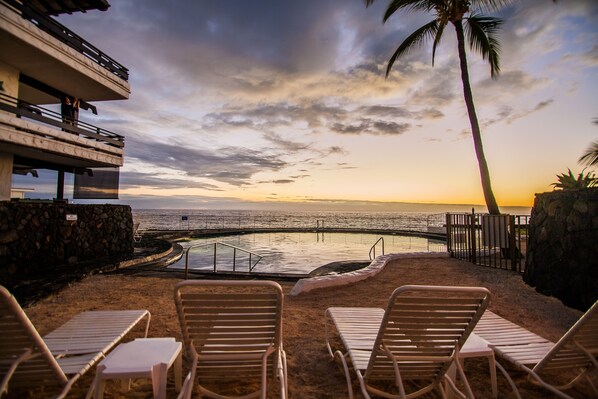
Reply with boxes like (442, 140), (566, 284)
(0, 0), (130, 201)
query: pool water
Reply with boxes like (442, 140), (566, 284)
(172, 232), (446, 274)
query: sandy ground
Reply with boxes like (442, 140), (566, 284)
(7, 256), (594, 399)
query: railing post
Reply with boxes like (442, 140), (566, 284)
(233, 248), (237, 272)
(213, 243), (217, 272)
(185, 248), (190, 280)
(509, 215), (517, 272)
(249, 253), (252, 271)
(470, 209), (477, 264)
(446, 213), (452, 256)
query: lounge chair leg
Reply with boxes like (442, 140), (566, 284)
(443, 375), (466, 399)
(454, 355), (474, 399)
(278, 350), (288, 399)
(488, 353), (498, 399)
(355, 371), (372, 399)
(585, 374), (598, 396)
(495, 361), (522, 399)
(524, 366), (575, 399)
(333, 350), (354, 399)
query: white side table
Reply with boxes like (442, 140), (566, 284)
(446, 333), (497, 399)
(87, 337), (182, 399)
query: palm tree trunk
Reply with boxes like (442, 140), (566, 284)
(453, 20), (501, 215)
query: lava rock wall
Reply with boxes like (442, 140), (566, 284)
(0, 202), (134, 286)
(524, 189), (598, 310)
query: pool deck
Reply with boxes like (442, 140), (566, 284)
(289, 252), (450, 295)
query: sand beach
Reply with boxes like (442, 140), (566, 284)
(8, 256), (592, 399)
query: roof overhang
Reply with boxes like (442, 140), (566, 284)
(24, 0), (110, 16)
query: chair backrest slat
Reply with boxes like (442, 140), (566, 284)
(0, 286), (67, 389)
(365, 285), (490, 384)
(534, 300), (598, 373)
(174, 280), (283, 381)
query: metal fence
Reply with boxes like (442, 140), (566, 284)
(446, 211), (530, 273)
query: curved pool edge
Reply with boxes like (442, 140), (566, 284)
(289, 252), (450, 296)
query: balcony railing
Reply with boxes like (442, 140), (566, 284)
(2, 0), (129, 81)
(0, 92), (124, 148)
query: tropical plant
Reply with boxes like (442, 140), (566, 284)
(365, 0), (513, 215)
(552, 169), (597, 190)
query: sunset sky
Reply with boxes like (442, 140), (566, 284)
(13, 0), (598, 212)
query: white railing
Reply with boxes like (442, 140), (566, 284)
(184, 242), (263, 279)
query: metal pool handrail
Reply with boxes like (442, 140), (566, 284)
(184, 242), (263, 279)
(369, 237), (385, 260)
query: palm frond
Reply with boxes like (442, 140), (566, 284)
(382, 0), (442, 22)
(386, 20), (439, 77)
(579, 141), (598, 167)
(465, 14), (503, 78)
(431, 20), (446, 66)
(470, 0), (515, 14)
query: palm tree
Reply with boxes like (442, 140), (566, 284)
(365, 0), (513, 215)
(578, 118), (598, 167)
(579, 142), (598, 167)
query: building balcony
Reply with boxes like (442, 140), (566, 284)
(0, 92), (124, 171)
(0, 0), (130, 103)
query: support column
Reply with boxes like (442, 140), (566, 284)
(0, 152), (13, 200)
(56, 170), (65, 200)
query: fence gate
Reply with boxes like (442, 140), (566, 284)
(446, 210), (529, 273)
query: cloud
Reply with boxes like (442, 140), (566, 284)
(407, 65), (459, 106)
(562, 44), (598, 68)
(331, 119), (411, 135)
(477, 70), (549, 93)
(358, 105), (413, 118)
(481, 99), (555, 128)
(120, 172), (222, 191)
(125, 136), (288, 186)
(203, 100), (422, 138)
(262, 132), (312, 152)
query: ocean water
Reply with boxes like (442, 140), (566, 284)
(132, 209), (450, 232)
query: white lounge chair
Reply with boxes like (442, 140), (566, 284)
(473, 302), (598, 399)
(0, 285), (151, 398)
(174, 280), (287, 399)
(325, 285), (491, 399)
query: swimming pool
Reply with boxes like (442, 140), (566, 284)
(171, 232), (446, 274)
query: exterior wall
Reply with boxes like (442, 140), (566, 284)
(0, 202), (134, 286)
(0, 59), (19, 97)
(524, 189), (598, 311)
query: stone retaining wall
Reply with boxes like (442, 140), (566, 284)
(524, 189), (598, 311)
(0, 202), (134, 286)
